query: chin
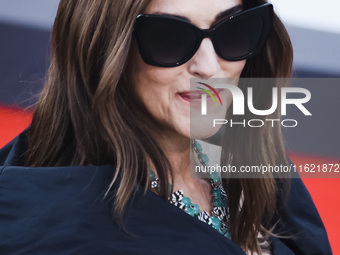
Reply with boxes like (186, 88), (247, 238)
(190, 126), (222, 140)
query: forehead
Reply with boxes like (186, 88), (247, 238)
(144, 0), (242, 29)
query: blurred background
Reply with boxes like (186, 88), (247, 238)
(0, 0), (339, 253)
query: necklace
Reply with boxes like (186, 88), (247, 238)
(149, 140), (230, 238)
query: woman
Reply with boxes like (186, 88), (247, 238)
(0, 0), (332, 254)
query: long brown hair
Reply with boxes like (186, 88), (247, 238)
(223, 1), (293, 253)
(26, 0), (293, 254)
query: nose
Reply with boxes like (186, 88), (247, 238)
(187, 38), (220, 78)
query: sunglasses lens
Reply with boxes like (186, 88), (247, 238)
(135, 4), (272, 66)
(214, 14), (263, 60)
(136, 17), (196, 66)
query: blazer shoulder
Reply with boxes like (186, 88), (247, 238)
(0, 127), (29, 167)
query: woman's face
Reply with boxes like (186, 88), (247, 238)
(130, 0), (246, 140)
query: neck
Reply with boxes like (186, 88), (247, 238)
(148, 131), (213, 213)
(147, 128), (199, 185)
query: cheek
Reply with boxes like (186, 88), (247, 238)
(220, 60), (247, 77)
(130, 47), (187, 119)
(132, 63), (181, 105)
(131, 41), (185, 86)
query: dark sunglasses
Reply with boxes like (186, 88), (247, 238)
(134, 3), (273, 67)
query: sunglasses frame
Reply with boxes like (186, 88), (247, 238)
(134, 3), (273, 67)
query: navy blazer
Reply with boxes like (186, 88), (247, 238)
(0, 129), (332, 255)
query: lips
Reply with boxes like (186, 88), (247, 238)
(178, 91), (205, 101)
(177, 89), (224, 102)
